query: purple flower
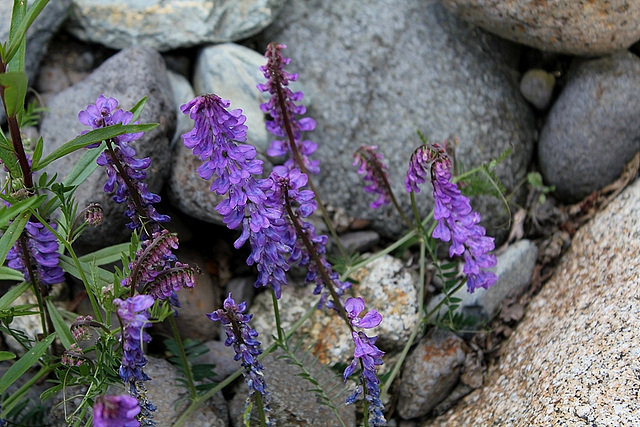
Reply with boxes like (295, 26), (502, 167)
(181, 95), (291, 299)
(343, 298), (386, 426)
(207, 293), (268, 396)
(405, 143), (497, 293)
(79, 95), (169, 235)
(93, 394), (141, 427)
(7, 220), (65, 286)
(267, 166), (351, 308)
(113, 295), (154, 385)
(258, 43), (319, 174)
(353, 146), (391, 209)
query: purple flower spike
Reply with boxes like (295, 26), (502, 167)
(353, 146), (391, 209)
(93, 394), (141, 427)
(207, 293), (268, 397)
(7, 220), (64, 286)
(79, 95), (168, 236)
(343, 297), (386, 426)
(258, 43), (319, 174)
(113, 295), (154, 385)
(405, 142), (497, 293)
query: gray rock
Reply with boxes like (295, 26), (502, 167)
(168, 70), (196, 150)
(65, 0), (286, 51)
(439, 0), (640, 56)
(39, 48), (176, 249)
(397, 329), (467, 419)
(427, 239), (538, 326)
(144, 356), (228, 426)
(425, 168), (640, 427)
(228, 350), (356, 426)
(191, 339), (240, 382)
(0, 0), (70, 123)
(258, 0), (534, 241)
(251, 254), (419, 365)
(337, 230), (380, 254)
(538, 52), (640, 203)
(519, 69), (556, 110)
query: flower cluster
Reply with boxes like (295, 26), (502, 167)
(6, 220), (64, 286)
(267, 166), (351, 308)
(258, 43), (319, 174)
(61, 343), (85, 367)
(181, 95), (291, 298)
(353, 145), (391, 209)
(122, 230), (196, 302)
(207, 293), (267, 396)
(93, 394), (141, 427)
(113, 295), (154, 386)
(405, 143), (497, 292)
(78, 95), (169, 235)
(343, 298), (386, 426)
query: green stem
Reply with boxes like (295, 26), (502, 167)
(271, 289), (284, 344)
(255, 393), (268, 427)
(168, 314), (197, 398)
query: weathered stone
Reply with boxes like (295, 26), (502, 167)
(425, 177), (640, 426)
(520, 68), (555, 110)
(66, 0), (286, 51)
(538, 52), (640, 202)
(257, 0), (534, 241)
(39, 48), (176, 249)
(228, 350), (356, 426)
(397, 329), (467, 419)
(439, 0), (640, 55)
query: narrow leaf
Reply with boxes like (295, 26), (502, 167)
(31, 136), (44, 167)
(0, 333), (56, 395)
(0, 194), (45, 228)
(0, 351), (16, 362)
(45, 300), (73, 349)
(34, 123), (157, 171)
(0, 281), (30, 310)
(129, 96), (148, 122)
(0, 265), (26, 282)
(78, 243), (130, 266)
(58, 254), (114, 286)
(3, 0), (50, 64)
(0, 211), (29, 267)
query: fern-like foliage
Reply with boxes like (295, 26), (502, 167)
(277, 338), (350, 427)
(164, 338), (218, 396)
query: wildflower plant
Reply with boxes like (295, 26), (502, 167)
(0, 3), (508, 426)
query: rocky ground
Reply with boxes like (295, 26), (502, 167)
(2, 0), (640, 425)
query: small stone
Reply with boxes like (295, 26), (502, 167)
(520, 69), (555, 110)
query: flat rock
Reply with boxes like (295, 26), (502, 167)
(425, 177), (640, 426)
(65, 0), (285, 51)
(538, 52), (640, 203)
(257, 0), (534, 241)
(438, 0), (640, 55)
(39, 48), (176, 249)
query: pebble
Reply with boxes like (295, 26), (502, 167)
(520, 68), (556, 110)
(538, 52), (640, 202)
(439, 0), (640, 55)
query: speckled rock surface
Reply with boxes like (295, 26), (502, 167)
(66, 0), (286, 51)
(438, 0), (640, 55)
(257, 0), (534, 242)
(538, 52), (640, 203)
(424, 177), (640, 426)
(251, 254), (419, 365)
(397, 329), (467, 419)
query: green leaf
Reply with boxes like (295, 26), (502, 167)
(129, 96), (148, 122)
(78, 243), (131, 266)
(31, 136), (44, 166)
(0, 194), (45, 229)
(0, 71), (28, 117)
(63, 144), (104, 187)
(0, 131), (21, 177)
(0, 351), (16, 361)
(58, 254), (114, 288)
(0, 266), (26, 282)
(45, 300), (73, 349)
(0, 211), (29, 267)
(3, 0), (50, 65)
(0, 281), (30, 310)
(0, 332), (56, 395)
(5, 0), (27, 72)
(33, 123), (157, 171)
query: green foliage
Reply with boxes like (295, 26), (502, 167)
(164, 338), (219, 395)
(527, 171), (555, 204)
